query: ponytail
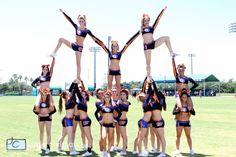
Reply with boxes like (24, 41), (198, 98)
(58, 96), (63, 113)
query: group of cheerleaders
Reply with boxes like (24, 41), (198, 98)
(31, 6), (198, 157)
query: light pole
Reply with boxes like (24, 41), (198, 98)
(89, 46), (101, 90)
(188, 53), (196, 75)
(107, 36), (112, 68)
(229, 23), (236, 33)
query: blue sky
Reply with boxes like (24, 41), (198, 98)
(0, 0), (236, 88)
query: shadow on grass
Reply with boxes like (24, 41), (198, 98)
(110, 150), (172, 157)
(39, 150), (100, 156)
(38, 150), (214, 157)
(178, 152), (214, 157)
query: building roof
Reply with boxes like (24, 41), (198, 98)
(153, 74), (219, 83)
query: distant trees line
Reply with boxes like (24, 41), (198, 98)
(0, 74), (34, 95)
(121, 79), (236, 94)
(0, 74), (236, 95)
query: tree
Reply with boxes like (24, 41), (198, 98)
(24, 76), (28, 84)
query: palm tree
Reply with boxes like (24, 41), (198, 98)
(18, 75), (23, 82)
(24, 76), (28, 85)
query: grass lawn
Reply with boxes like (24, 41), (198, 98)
(0, 96), (236, 157)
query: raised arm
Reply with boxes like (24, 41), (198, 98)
(172, 57), (178, 78)
(152, 6), (167, 30)
(49, 57), (55, 77)
(87, 30), (109, 52)
(73, 83), (83, 102)
(189, 78), (199, 91)
(141, 77), (148, 93)
(89, 34), (109, 54)
(120, 31), (140, 54)
(80, 80), (85, 91)
(60, 9), (77, 28)
(31, 77), (39, 88)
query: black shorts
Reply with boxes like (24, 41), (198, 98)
(81, 117), (92, 127)
(109, 69), (121, 76)
(74, 115), (80, 121)
(144, 41), (155, 50)
(118, 119), (128, 126)
(176, 120), (191, 127)
(152, 119), (165, 128)
(38, 116), (52, 122)
(71, 43), (83, 52)
(103, 122), (115, 128)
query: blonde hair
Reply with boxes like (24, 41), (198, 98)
(77, 14), (87, 27)
(141, 13), (150, 30)
(111, 40), (119, 51)
(177, 63), (186, 70)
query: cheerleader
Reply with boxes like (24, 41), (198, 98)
(58, 82), (80, 155)
(31, 57), (55, 113)
(33, 88), (56, 154)
(140, 6), (177, 79)
(94, 91), (122, 157)
(50, 9), (103, 81)
(117, 89), (131, 155)
(174, 89), (195, 155)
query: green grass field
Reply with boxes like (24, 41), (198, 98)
(0, 96), (236, 157)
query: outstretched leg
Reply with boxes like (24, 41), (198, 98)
(154, 36), (176, 56)
(52, 38), (72, 55)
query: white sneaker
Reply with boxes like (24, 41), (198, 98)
(69, 150), (80, 155)
(113, 146), (121, 151)
(82, 151), (92, 156)
(190, 149), (195, 155)
(110, 146), (114, 152)
(157, 152), (166, 157)
(49, 52), (57, 57)
(175, 149), (181, 155)
(81, 144), (88, 150)
(151, 148), (159, 153)
(144, 149), (149, 156)
(107, 152), (111, 157)
(45, 148), (50, 155)
(132, 150), (138, 154)
(138, 152), (148, 157)
(100, 151), (106, 157)
(120, 150), (127, 155)
(170, 52), (179, 57)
